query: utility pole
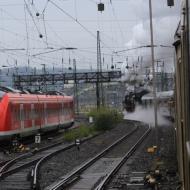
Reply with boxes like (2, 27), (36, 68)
(62, 58), (64, 91)
(96, 31), (101, 108)
(73, 59), (79, 114)
(149, 0), (158, 154)
(97, 31), (105, 108)
(61, 58), (64, 91)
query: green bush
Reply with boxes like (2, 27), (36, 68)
(88, 107), (123, 131)
(63, 108), (123, 142)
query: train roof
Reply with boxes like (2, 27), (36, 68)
(141, 90), (174, 101)
(0, 92), (73, 105)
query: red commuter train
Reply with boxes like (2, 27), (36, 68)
(0, 89), (74, 140)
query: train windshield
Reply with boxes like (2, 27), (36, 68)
(0, 90), (6, 101)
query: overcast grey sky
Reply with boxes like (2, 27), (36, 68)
(0, 0), (181, 72)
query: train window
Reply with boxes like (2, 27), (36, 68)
(12, 106), (20, 121)
(20, 104), (25, 120)
(23, 105), (30, 120)
(31, 104), (34, 119)
(34, 104), (42, 119)
(63, 108), (67, 116)
(33, 107), (38, 119)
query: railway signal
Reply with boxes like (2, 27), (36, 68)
(12, 138), (19, 152)
(75, 139), (81, 151)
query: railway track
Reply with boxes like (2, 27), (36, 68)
(0, 120), (84, 172)
(105, 125), (178, 190)
(0, 134), (96, 190)
(34, 124), (150, 190)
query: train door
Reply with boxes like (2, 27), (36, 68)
(31, 104), (35, 128)
(11, 103), (20, 130)
(40, 102), (45, 128)
(34, 102), (42, 130)
(61, 101), (64, 124)
(23, 103), (32, 129)
(20, 104), (24, 130)
(56, 97), (61, 126)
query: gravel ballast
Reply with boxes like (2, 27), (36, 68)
(39, 120), (144, 189)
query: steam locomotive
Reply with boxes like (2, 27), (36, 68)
(123, 92), (135, 112)
(0, 87), (74, 140)
(123, 87), (150, 112)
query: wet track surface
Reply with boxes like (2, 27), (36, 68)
(60, 125), (149, 190)
(0, 119), (178, 190)
(105, 124), (178, 190)
(38, 120), (139, 189)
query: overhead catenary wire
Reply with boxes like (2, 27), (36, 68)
(45, 20), (71, 48)
(24, 3), (30, 57)
(42, 0), (50, 14)
(24, 0), (42, 36)
(0, 24), (87, 67)
(74, 0), (78, 21)
(0, 48), (62, 69)
(49, 0), (114, 52)
(24, 0), (52, 47)
(107, 3), (119, 50)
(109, 1), (125, 45)
(0, 2), (58, 49)
(50, 0), (97, 39)
(42, 14), (49, 47)
(0, 0), (174, 73)
(26, 0), (39, 14)
(0, 26), (67, 50)
(0, 0), (129, 69)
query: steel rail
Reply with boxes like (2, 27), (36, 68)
(0, 129), (76, 175)
(43, 126), (139, 190)
(0, 141), (63, 177)
(94, 125), (151, 190)
(0, 134), (98, 180)
(31, 133), (99, 189)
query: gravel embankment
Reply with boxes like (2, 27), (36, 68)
(105, 124), (179, 190)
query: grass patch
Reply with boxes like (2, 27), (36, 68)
(63, 124), (96, 142)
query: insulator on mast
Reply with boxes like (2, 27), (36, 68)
(98, 3), (104, 12)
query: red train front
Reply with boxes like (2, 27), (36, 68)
(0, 90), (74, 140)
